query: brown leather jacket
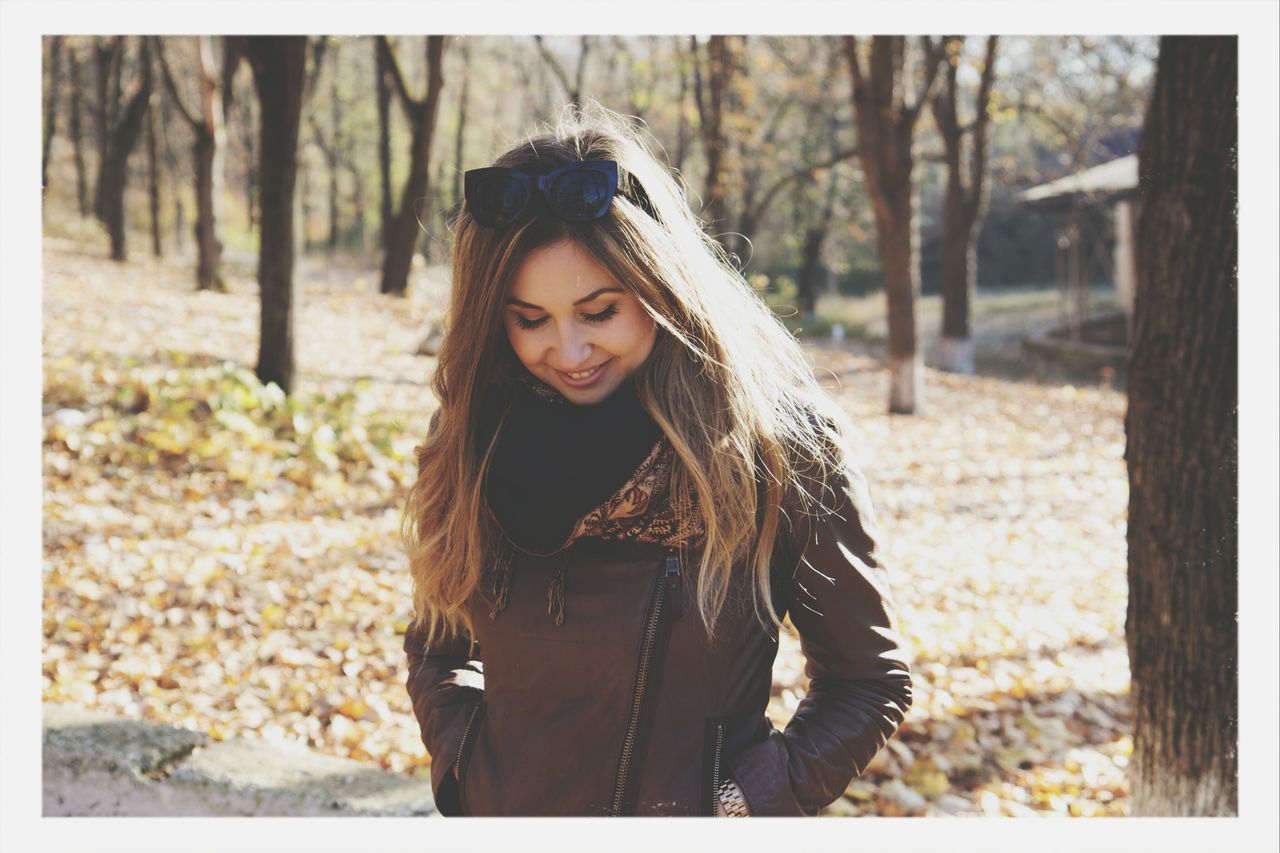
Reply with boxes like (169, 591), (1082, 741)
(403, 461), (912, 816)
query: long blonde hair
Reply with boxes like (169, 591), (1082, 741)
(401, 103), (852, 645)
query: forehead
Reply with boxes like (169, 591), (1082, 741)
(508, 238), (624, 303)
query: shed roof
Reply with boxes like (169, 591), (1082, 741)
(1018, 154), (1138, 205)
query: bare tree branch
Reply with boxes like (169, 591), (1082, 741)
(573, 35), (591, 105)
(305, 36), (329, 99)
(967, 35), (999, 217)
(745, 145), (860, 225)
(533, 35), (580, 105)
(378, 36), (420, 121)
(845, 35), (864, 103)
(903, 35), (950, 130)
(154, 37), (200, 130)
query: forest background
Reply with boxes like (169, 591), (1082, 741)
(9, 12), (1267, 853)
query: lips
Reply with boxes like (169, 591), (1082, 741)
(555, 359), (611, 386)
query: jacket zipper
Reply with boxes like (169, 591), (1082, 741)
(607, 549), (681, 816)
(710, 721), (725, 816)
(453, 700), (483, 814)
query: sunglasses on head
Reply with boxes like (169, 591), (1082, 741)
(463, 159), (657, 229)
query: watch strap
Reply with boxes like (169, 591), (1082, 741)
(717, 777), (751, 817)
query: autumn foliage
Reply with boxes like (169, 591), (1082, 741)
(42, 240), (1133, 816)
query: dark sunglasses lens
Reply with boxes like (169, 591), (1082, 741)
(471, 176), (529, 226)
(547, 170), (614, 221)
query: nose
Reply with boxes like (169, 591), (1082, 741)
(551, 323), (594, 371)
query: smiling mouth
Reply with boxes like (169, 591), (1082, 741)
(558, 361), (608, 381)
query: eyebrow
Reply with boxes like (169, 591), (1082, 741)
(505, 287), (625, 311)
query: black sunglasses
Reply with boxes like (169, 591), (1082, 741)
(463, 159), (657, 228)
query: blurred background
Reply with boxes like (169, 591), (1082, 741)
(40, 34), (1237, 819)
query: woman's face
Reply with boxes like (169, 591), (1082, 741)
(503, 237), (658, 405)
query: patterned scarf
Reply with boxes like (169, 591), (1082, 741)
(480, 369), (706, 625)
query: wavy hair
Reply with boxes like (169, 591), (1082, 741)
(401, 102), (853, 645)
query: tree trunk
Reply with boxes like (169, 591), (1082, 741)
(797, 162), (839, 323)
(797, 227), (825, 322)
(98, 37), (154, 261)
(157, 90), (185, 254)
(192, 130), (224, 288)
(846, 35), (946, 415)
(246, 36), (308, 395)
(376, 38), (393, 253)
(936, 194), (974, 372)
(380, 36), (446, 297)
(43, 36), (64, 191)
(933, 36), (997, 375)
(875, 186), (922, 414)
(146, 89), (162, 256)
(197, 36), (227, 289)
(221, 37), (250, 235)
(241, 96), (257, 231)
(157, 36), (226, 290)
(674, 36), (689, 175)
(327, 65), (341, 251)
(175, 196), (186, 254)
(300, 163), (314, 251)
(68, 43), (90, 215)
(1124, 35), (1237, 817)
(693, 35), (731, 236)
(92, 37), (121, 220)
(351, 165), (367, 251)
(934, 39), (972, 370)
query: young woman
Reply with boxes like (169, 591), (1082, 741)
(401, 105), (912, 817)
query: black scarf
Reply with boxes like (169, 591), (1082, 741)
(481, 371), (664, 554)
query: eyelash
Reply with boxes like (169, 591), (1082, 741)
(513, 304), (619, 331)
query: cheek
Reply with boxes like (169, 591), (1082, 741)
(622, 314), (658, 362)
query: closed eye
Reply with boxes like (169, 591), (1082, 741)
(512, 304), (619, 331)
(582, 304), (620, 324)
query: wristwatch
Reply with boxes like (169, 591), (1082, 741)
(717, 777), (751, 817)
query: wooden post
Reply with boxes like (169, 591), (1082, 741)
(1113, 198), (1137, 344)
(1067, 205), (1082, 342)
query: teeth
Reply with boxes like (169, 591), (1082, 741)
(566, 365), (600, 379)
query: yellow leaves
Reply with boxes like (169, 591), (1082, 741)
(822, 797), (862, 817)
(904, 758), (951, 798)
(844, 781), (876, 802)
(225, 463), (255, 485)
(188, 555), (223, 586)
(140, 425), (189, 456)
(336, 700), (370, 720)
(260, 605), (287, 629)
(285, 682), (314, 714)
(310, 471), (348, 495)
(41, 244), (1136, 815)
(89, 417), (120, 436)
(44, 353), (413, 493)
(214, 410), (262, 441)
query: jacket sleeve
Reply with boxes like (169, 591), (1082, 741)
(404, 618), (485, 816)
(727, 459), (913, 815)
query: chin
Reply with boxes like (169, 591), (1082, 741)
(560, 382), (612, 403)
(553, 377), (619, 404)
